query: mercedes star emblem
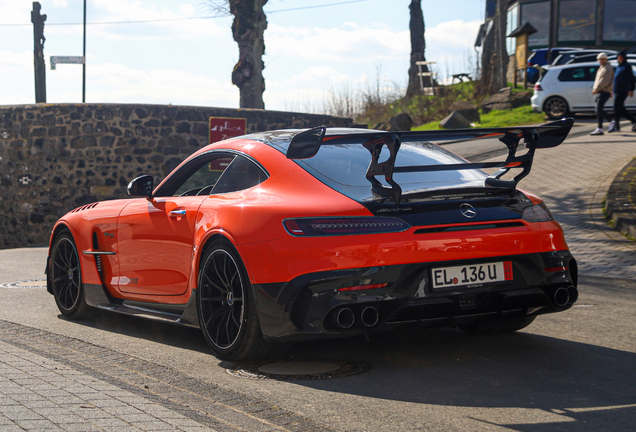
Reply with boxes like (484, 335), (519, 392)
(460, 203), (477, 218)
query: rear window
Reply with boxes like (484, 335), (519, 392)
(558, 67), (587, 81)
(294, 141), (487, 202)
(558, 66), (597, 82)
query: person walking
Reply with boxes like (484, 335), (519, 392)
(608, 50), (636, 133)
(591, 52), (614, 135)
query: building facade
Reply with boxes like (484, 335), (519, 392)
(507, 0), (636, 51)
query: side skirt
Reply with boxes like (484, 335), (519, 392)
(83, 283), (200, 328)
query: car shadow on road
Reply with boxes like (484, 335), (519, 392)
(57, 277), (635, 432)
(280, 275), (636, 431)
(283, 327), (636, 431)
(57, 307), (211, 355)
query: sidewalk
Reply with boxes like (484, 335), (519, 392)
(0, 320), (332, 432)
(521, 120), (636, 278)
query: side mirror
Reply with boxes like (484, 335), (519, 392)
(127, 175), (154, 198)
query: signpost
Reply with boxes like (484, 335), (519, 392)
(49, 0), (86, 102)
(209, 117), (247, 144)
(50, 56), (84, 70)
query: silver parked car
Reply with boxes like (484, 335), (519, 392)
(531, 60), (636, 119)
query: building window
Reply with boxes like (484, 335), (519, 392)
(507, 5), (519, 55)
(521, 1), (550, 47)
(558, 0), (596, 42)
(604, 0), (636, 42)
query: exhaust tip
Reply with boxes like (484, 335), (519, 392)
(567, 286), (578, 304)
(360, 307), (379, 327)
(336, 308), (355, 329)
(554, 287), (570, 307)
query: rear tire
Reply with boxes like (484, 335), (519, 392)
(458, 315), (536, 335)
(49, 231), (90, 319)
(197, 239), (285, 361)
(544, 96), (569, 120)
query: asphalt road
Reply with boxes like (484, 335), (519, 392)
(1, 120), (635, 432)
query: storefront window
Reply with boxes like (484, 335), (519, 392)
(558, 0), (596, 42)
(507, 5), (519, 54)
(521, 1), (550, 47)
(604, 0), (636, 42)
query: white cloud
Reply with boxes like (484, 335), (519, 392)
(50, 0), (69, 7)
(288, 66), (351, 84)
(0, 50), (35, 105)
(84, 62), (238, 106)
(84, 0), (223, 40)
(426, 19), (482, 50)
(266, 22), (410, 64)
(0, 50), (32, 67)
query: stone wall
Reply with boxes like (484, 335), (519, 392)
(0, 103), (353, 249)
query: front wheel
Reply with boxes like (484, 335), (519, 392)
(544, 96), (569, 120)
(49, 231), (90, 319)
(197, 240), (281, 361)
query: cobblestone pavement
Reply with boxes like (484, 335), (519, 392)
(0, 321), (332, 432)
(519, 129), (636, 279)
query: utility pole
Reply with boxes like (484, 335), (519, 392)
(82, 0), (86, 103)
(31, 1), (47, 103)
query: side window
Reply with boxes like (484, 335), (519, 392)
(212, 155), (268, 194)
(558, 67), (587, 82)
(586, 66), (598, 81)
(173, 156), (235, 196)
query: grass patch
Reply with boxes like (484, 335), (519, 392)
(355, 81), (484, 128)
(478, 105), (546, 128)
(412, 105), (546, 131)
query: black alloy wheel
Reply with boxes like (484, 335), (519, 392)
(199, 248), (246, 350)
(50, 232), (89, 319)
(544, 96), (569, 120)
(197, 240), (277, 361)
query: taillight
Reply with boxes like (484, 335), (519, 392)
(283, 217), (410, 236)
(522, 202), (553, 222)
(534, 83), (543, 92)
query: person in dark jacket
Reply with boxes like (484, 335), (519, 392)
(609, 50), (636, 132)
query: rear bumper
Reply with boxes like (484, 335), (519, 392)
(531, 94), (543, 112)
(253, 250), (578, 342)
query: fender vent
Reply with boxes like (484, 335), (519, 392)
(71, 202), (99, 213)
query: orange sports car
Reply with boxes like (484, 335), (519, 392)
(46, 119), (578, 361)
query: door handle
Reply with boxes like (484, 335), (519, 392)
(169, 208), (186, 218)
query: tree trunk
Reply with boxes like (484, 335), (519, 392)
(480, 0), (508, 94)
(495, 0), (508, 91)
(406, 0), (427, 98)
(230, 0), (268, 109)
(31, 2), (47, 103)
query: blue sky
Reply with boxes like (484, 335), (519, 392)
(0, 0), (484, 111)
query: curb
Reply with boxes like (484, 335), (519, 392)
(606, 157), (636, 240)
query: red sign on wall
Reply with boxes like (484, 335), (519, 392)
(209, 117), (247, 144)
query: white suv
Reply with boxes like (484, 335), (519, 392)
(531, 61), (636, 119)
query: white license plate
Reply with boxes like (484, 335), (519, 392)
(431, 261), (513, 289)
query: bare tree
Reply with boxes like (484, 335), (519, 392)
(406, 0), (428, 98)
(480, 0), (508, 94)
(208, 0), (268, 109)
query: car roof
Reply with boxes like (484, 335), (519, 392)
(546, 60), (635, 70)
(532, 47), (581, 53)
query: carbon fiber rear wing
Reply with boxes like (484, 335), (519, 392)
(286, 119), (574, 204)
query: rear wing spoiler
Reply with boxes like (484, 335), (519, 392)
(286, 118), (574, 204)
